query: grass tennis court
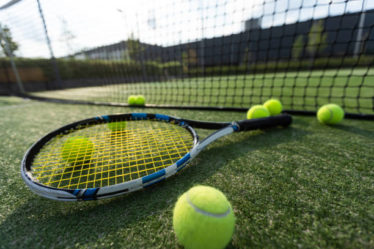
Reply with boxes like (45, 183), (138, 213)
(31, 68), (374, 115)
(0, 96), (373, 248)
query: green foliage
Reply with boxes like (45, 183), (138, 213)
(0, 57), (183, 82)
(0, 55), (372, 83)
(59, 18), (76, 55)
(161, 61), (182, 75)
(121, 49), (131, 61)
(0, 24), (18, 57)
(181, 51), (188, 73)
(292, 35), (304, 59)
(187, 56), (374, 76)
(242, 47), (251, 65)
(58, 59), (163, 79)
(181, 49), (198, 73)
(307, 20), (327, 57)
(126, 34), (145, 62)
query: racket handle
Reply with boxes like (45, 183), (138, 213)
(236, 113), (292, 131)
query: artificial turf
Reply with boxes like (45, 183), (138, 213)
(30, 68), (374, 115)
(0, 96), (373, 248)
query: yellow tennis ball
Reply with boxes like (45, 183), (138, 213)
(263, 99), (283, 115)
(317, 104), (344, 125)
(173, 186), (235, 249)
(61, 136), (94, 165)
(128, 95), (137, 105)
(135, 95), (146, 106)
(107, 121), (127, 132)
(247, 105), (270, 119)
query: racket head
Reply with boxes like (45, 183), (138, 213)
(21, 113), (198, 201)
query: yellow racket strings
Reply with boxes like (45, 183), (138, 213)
(31, 120), (194, 189)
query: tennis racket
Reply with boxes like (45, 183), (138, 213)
(21, 113), (292, 201)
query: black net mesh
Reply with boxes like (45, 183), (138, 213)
(0, 0), (373, 116)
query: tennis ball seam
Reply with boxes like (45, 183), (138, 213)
(326, 106), (334, 123)
(186, 193), (231, 218)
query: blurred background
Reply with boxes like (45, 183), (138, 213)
(0, 0), (373, 116)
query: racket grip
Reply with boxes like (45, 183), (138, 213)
(236, 113), (292, 131)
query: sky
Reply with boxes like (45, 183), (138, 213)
(0, 0), (373, 58)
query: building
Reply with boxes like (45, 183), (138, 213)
(71, 10), (374, 67)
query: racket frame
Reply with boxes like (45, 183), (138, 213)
(21, 112), (291, 201)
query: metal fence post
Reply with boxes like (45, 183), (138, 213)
(36, 0), (61, 88)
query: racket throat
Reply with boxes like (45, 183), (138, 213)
(190, 126), (235, 158)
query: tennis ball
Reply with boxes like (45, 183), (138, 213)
(264, 99), (283, 115)
(173, 185), (235, 249)
(61, 136), (94, 165)
(247, 105), (270, 119)
(135, 95), (146, 106)
(317, 104), (344, 125)
(128, 95), (137, 105)
(107, 121), (127, 132)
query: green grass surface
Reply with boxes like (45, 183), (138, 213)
(31, 68), (374, 115)
(0, 96), (373, 248)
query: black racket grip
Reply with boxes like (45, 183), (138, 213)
(236, 114), (292, 131)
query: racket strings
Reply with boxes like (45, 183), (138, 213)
(31, 120), (194, 189)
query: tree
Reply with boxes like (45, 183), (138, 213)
(242, 47), (252, 65)
(59, 18), (76, 56)
(0, 24), (18, 57)
(181, 48), (197, 73)
(126, 33), (144, 62)
(292, 35), (304, 59)
(121, 49), (131, 61)
(307, 20), (327, 58)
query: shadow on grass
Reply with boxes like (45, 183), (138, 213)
(334, 124), (374, 138)
(0, 126), (308, 248)
(0, 97), (28, 108)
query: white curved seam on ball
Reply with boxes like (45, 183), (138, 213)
(327, 107), (334, 122)
(186, 193), (231, 218)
